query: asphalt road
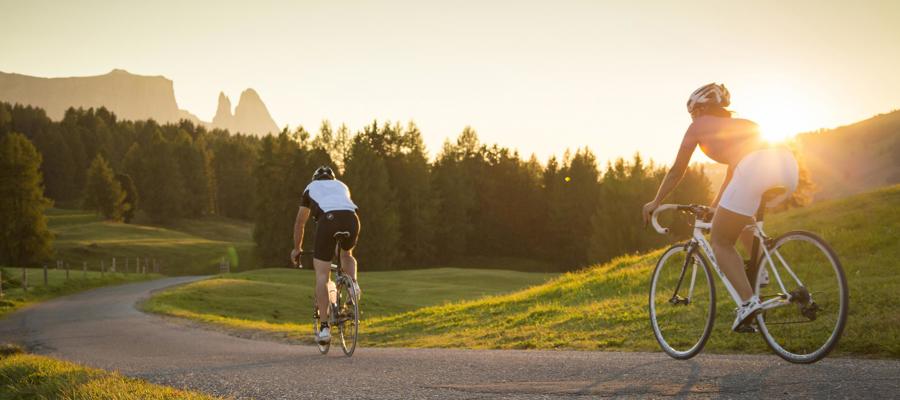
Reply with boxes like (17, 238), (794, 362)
(1, 277), (897, 399)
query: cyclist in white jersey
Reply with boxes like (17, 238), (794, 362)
(291, 166), (361, 344)
(642, 83), (799, 331)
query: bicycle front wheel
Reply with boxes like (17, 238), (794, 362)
(649, 243), (716, 360)
(755, 231), (848, 364)
(336, 278), (359, 356)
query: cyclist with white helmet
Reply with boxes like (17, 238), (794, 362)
(291, 166), (361, 344)
(642, 83), (799, 331)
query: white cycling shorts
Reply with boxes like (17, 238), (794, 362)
(719, 148), (799, 217)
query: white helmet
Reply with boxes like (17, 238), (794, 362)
(687, 83), (730, 114)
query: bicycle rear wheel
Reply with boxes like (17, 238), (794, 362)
(649, 243), (716, 360)
(313, 296), (330, 354)
(336, 278), (359, 356)
(755, 231), (848, 364)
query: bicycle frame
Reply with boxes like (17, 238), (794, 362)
(657, 206), (805, 312)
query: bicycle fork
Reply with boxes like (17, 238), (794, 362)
(670, 243), (699, 306)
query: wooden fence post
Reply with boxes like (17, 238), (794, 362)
(125, 258), (129, 275)
(43, 264), (48, 286)
(22, 267), (28, 292)
(65, 262), (69, 280)
(112, 257), (116, 273)
(0, 269), (4, 297)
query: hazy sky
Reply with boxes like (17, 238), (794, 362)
(2, 0), (899, 164)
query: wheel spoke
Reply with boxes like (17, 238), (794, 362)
(650, 244), (715, 360)
(756, 231), (848, 364)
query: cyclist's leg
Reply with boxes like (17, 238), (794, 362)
(313, 258), (332, 320)
(340, 249), (357, 281)
(338, 211), (361, 282)
(711, 207), (755, 302)
(314, 214), (339, 321)
(739, 228), (756, 258)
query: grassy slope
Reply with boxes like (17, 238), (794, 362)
(0, 269), (160, 319)
(142, 268), (557, 339)
(48, 209), (254, 275)
(1, 209), (252, 318)
(361, 185), (900, 356)
(0, 349), (217, 400)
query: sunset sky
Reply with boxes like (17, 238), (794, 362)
(2, 0), (899, 164)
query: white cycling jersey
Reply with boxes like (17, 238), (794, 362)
(301, 180), (358, 218)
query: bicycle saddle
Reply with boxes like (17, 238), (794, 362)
(333, 231), (351, 241)
(761, 186), (788, 204)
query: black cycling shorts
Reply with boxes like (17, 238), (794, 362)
(314, 210), (360, 262)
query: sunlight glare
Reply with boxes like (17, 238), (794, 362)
(735, 87), (823, 143)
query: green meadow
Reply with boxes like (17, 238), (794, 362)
(1, 209), (252, 318)
(0, 269), (160, 319)
(141, 267), (557, 340)
(147, 185), (900, 357)
(47, 209), (255, 275)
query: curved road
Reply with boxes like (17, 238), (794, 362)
(1, 277), (897, 399)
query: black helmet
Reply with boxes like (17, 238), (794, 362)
(312, 166), (335, 181)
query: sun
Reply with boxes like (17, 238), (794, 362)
(734, 86), (824, 143)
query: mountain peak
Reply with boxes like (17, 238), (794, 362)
(231, 88), (279, 135)
(212, 92), (234, 128)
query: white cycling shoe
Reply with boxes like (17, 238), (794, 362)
(732, 296), (763, 332)
(317, 327), (331, 344)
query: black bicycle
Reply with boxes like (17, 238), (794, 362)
(304, 232), (360, 357)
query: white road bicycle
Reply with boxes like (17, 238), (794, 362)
(308, 232), (360, 357)
(648, 192), (848, 364)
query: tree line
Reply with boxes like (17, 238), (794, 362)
(1, 102), (713, 272)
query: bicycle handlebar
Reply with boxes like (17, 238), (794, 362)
(651, 204), (679, 234)
(651, 204), (714, 235)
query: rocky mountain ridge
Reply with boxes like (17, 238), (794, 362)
(0, 69), (280, 136)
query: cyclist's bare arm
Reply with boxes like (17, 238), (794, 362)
(293, 206), (311, 253)
(655, 130), (697, 202)
(643, 130), (697, 223)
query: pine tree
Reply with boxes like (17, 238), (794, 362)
(0, 133), (53, 266)
(342, 137), (401, 268)
(83, 154), (127, 221)
(115, 173), (139, 223)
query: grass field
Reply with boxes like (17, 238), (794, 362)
(142, 267), (557, 340)
(48, 209), (254, 275)
(146, 185), (899, 356)
(0, 268), (161, 319)
(361, 185), (900, 356)
(0, 345), (217, 400)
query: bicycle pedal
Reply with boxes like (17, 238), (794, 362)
(735, 324), (758, 334)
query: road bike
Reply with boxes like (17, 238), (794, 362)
(306, 232), (360, 357)
(648, 189), (848, 364)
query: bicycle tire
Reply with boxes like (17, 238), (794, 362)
(649, 243), (716, 360)
(337, 277), (359, 356)
(755, 230), (848, 364)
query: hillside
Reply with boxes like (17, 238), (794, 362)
(360, 185), (899, 356)
(0, 69), (279, 135)
(699, 110), (900, 201)
(142, 268), (557, 340)
(47, 209), (254, 275)
(797, 110), (900, 200)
